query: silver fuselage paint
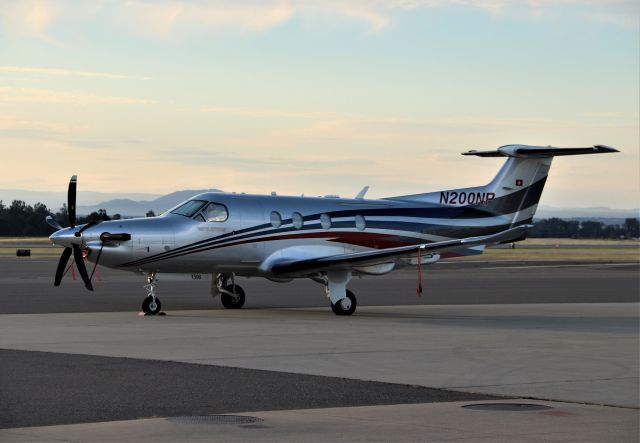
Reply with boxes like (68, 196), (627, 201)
(66, 188), (527, 277)
(47, 149), (617, 283)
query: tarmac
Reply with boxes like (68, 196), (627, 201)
(0, 258), (638, 441)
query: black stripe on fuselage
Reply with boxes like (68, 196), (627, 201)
(118, 213), (536, 270)
(118, 178), (546, 268)
(483, 176), (547, 215)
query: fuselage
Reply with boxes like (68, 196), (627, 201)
(50, 190), (509, 277)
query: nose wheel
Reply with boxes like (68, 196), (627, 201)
(141, 272), (162, 315)
(142, 295), (162, 315)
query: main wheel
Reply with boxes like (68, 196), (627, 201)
(221, 284), (245, 309)
(142, 296), (162, 315)
(331, 290), (357, 316)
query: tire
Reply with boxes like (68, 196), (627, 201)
(142, 296), (162, 315)
(221, 284), (245, 309)
(331, 290), (357, 316)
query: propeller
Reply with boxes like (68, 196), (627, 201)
(49, 176), (131, 291)
(50, 175), (95, 291)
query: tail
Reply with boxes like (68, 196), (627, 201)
(392, 144), (618, 228)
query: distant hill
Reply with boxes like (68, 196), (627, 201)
(0, 189), (161, 211)
(536, 205), (639, 225)
(78, 199), (638, 220)
(77, 190), (220, 216)
(1, 188), (637, 220)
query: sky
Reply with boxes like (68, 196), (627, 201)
(0, 0), (638, 209)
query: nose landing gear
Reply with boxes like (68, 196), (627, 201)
(142, 272), (162, 315)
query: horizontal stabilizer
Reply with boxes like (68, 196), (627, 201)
(463, 145), (618, 158)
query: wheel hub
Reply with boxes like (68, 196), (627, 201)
(339, 297), (352, 310)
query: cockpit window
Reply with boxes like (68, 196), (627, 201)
(170, 200), (207, 217)
(203, 203), (228, 222)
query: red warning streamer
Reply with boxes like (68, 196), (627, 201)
(417, 246), (423, 297)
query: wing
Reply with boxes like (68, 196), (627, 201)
(270, 225), (531, 277)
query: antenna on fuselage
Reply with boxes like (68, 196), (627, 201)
(355, 186), (369, 199)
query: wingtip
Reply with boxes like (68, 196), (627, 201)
(593, 145), (619, 153)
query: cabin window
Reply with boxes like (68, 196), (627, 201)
(194, 213), (205, 222)
(270, 211), (282, 228)
(320, 213), (332, 230)
(292, 212), (304, 229)
(171, 200), (207, 217)
(203, 203), (228, 222)
(355, 214), (366, 231)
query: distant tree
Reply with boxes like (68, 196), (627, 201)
(601, 224), (619, 239)
(146, 210), (156, 217)
(0, 200), (8, 234)
(56, 204), (69, 227)
(28, 203), (52, 236)
(112, 213), (122, 220)
(9, 200), (27, 215)
(623, 218), (639, 238)
(579, 221), (605, 239)
(530, 218), (579, 238)
(0, 200), (53, 236)
(83, 208), (111, 224)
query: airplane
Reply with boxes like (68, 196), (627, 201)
(47, 144), (618, 315)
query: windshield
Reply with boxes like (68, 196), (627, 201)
(170, 200), (207, 217)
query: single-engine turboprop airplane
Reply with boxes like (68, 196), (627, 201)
(48, 144), (617, 315)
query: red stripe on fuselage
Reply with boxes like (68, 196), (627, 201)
(122, 231), (419, 267)
(206, 231), (415, 252)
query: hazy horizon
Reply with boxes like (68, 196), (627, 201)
(1, 186), (638, 215)
(1, 1), (638, 208)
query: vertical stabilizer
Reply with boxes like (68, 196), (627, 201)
(390, 144), (618, 227)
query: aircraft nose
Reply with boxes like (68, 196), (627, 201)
(49, 227), (81, 248)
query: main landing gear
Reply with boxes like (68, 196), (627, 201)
(214, 273), (245, 309)
(331, 289), (357, 316)
(324, 270), (357, 316)
(142, 272), (162, 315)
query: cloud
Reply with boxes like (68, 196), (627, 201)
(0, 115), (78, 134)
(114, 1), (295, 37)
(0, 0), (58, 35)
(0, 0), (635, 42)
(160, 148), (375, 169)
(0, 66), (150, 80)
(201, 105), (343, 119)
(0, 87), (156, 105)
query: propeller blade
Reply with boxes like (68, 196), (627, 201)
(72, 244), (93, 291)
(54, 247), (73, 286)
(68, 175), (77, 228)
(46, 215), (63, 230)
